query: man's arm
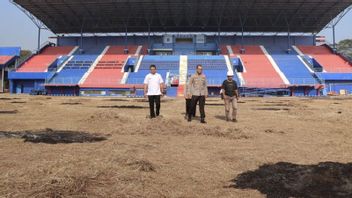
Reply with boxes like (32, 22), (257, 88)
(143, 75), (148, 98)
(187, 76), (193, 98)
(221, 81), (226, 97)
(204, 77), (208, 97)
(159, 75), (164, 96)
(160, 83), (164, 96)
(235, 90), (239, 100)
(235, 82), (239, 100)
(144, 84), (148, 98)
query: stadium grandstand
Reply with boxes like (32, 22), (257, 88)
(7, 0), (352, 97)
(0, 47), (20, 93)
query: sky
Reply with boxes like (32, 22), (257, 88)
(0, 1), (351, 50)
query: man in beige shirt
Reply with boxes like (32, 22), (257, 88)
(184, 74), (196, 119)
(187, 65), (208, 124)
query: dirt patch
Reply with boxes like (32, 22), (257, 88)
(201, 127), (252, 140)
(61, 102), (82, 105)
(206, 103), (224, 106)
(97, 105), (147, 109)
(10, 101), (26, 104)
(264, 129), (285, 134)
(85, 111), (131, 123)
(127, 160), (156, 172)
(261, 103), (293, 107)
(0, 97), (20, 100)
(231, 162), (352, 198)
(123, 118), (252, 140)
(105, 98), (129, 102)
(0, 110), (18, 114)
(253, 108), (290, 111)
(0, 129), (108, 144)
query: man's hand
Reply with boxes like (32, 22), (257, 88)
(144, 94), (148, 98)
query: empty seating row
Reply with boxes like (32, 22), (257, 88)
(187, 55), (231, 85)
(231, 45), (286, 88)
(47, 55), (98, 85)
(297, 45), (352, 73)
(266, 46), (318, 85)
(17, 46), (75, 72)
(127, 56), (180, 84)
(81, 46), (133, 88)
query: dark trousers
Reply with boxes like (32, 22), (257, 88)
(189, 95), (205, 119)
(185, 99), (196, 117)
(148, 95), (161, 118)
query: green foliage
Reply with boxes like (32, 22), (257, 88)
(337, 39), (352, 59)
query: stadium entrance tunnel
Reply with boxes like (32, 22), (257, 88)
(230, 162), (352, 198)
(0, 129), (108, 144)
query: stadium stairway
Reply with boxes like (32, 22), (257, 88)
(231, 45), (288, 88)
(296, 45), (352, 73)
(266, 46), (319, 86)
(17, 46), (77, 72)
(81, 45), (137, 88)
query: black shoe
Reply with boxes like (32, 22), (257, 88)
(232, 119), (238, 123)
(201, 119), (207, 124)
(188, 117), (192, 122)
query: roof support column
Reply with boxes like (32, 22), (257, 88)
(287, 27), (291, 54)
(332, 24), (337, 53)
(37, 27), (41, 52)
(80, 26), (84, 54)
(217, 26), (221, 55)
(147, 25), (151, 55)
(240, 27), (245, 54)
(239, 15), (245, 54)
(124, 26), (128, 54)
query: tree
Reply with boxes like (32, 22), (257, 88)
(337, 39), (352, 59)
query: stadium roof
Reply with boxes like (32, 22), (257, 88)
(13, 0), (352, 34)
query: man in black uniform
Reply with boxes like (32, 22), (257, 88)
(221, 71), (239, 122)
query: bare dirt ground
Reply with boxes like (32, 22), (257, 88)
(0, 94), (352, 198)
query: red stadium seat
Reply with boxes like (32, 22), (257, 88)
(297, 45), (352, 73)
(81, 45), (138, 88)
(17, 46), (75, 72)
(232, 45), (286, 88)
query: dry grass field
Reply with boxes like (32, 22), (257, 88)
(0, 94), (352, 198)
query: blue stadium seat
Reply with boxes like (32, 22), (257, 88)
(48, 55), (99, 85)
(126, 56), (180, 84)
(266, 47), (318, 85)
(187, 56), (237, 85)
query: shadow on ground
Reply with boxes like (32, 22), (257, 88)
(230, 162), (352, 198)
(0, 128), (108, 144)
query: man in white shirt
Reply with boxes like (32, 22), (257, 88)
(144, 65), (164, 118)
